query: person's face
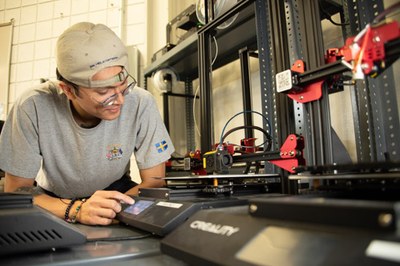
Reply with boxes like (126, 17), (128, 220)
(71, 66), (135, 121)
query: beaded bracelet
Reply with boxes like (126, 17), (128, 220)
(70, 198), (87, 224)
(64, 198), (77, 222)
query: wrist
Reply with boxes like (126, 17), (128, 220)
(64, 198), (77, 223)
(73, 199), (86, 223)
(65, 198), (86, 223)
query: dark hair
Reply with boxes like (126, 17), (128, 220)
(56, 68), (80, 96)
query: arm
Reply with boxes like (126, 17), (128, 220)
(4, 173), (35, 192)
(4, 172), (134, 225)
(5, 173), (68, 219)
(125, 162), (167, 196)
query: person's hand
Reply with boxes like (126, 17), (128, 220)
(77, 190), (134, 225)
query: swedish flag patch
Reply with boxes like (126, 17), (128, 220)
(155, 140), (168, 153)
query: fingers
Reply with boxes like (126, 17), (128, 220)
(78, 190), (134, 225)
(94, 190), (135, 206)
(115, 192), (135, 205)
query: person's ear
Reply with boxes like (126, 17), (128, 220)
(59, 81), (77, 100)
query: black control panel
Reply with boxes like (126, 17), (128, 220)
(117, 196), (247, 236)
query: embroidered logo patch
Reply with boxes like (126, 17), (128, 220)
(155, 140), (168, 153)
(106, 144), (123, 161)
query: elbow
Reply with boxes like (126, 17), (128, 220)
(4, 173), (35, 192)
(154, 177), (166, 188)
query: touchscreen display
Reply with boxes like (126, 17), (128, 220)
(124, 200), (154, 215)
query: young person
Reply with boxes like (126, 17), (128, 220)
(0, 22), (174, 225)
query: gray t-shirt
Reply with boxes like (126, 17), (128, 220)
(0, 81), (174, 198)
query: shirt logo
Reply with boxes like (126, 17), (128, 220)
(155, 140), (168, 153)
(106, 144), (123, 160)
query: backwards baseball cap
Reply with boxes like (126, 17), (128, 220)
(56, 22), (129, 88)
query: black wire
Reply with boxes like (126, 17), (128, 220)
(221, 125), (272, 152)
(219, 110), (272, 146)
(319, 2), (349, 26)
(326, 14), (349, 26)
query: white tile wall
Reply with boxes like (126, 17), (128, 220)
(33, 58), (50, 79)
(10, 43), (17, 63)
(37, 2), (54, 21)
(106, 7), (120, 28)
(17, 42), (34, 61)
(5, 0), (21, 9)
(70, 13), (89, 25)
(52, 17), (69, 37)
(127, 0), (143, 4)
(71, 0), (88, 15)
(5, 8), (20, 23)
(18, 23), (35, 42)
(34, 39), (51, 59)
(0, 0), (147, 105)
(126, 23), (145, 45)
(16, 61), (33, 82)
(20, 5), (37, 24)
(89, 0), (107, 12)
(53, 0), (70, 18)
(36, 21), (53, 40)
(21, 0), (37, 6)
(88, 10), (107, 24)
(126, 2), (144, 24)
(9, 63), (16, 82)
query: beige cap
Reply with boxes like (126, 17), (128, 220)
(56, 22), (129, 88)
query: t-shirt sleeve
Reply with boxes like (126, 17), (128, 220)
(0, 98), (42, 178)
(133, 94), (175, 169)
